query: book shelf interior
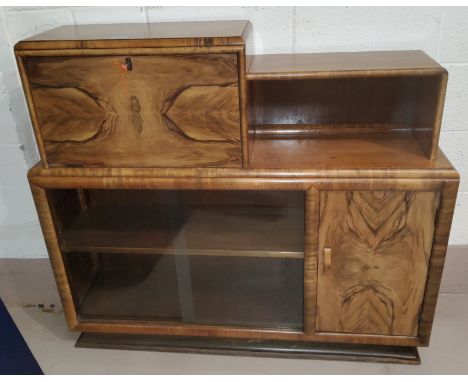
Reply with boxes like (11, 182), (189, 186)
(49, 189), (305, 258)
(65, 252), (304, 330)
(47, 189), (305, 330)
(247, 57), (446, 165)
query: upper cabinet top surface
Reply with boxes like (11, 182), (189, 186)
(15, 20), (250, 50)
(247, 50), (445, 80)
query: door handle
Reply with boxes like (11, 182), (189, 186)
(324, 247), (332, 272)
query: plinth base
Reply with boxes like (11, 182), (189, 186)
(76, 333), (420, 365)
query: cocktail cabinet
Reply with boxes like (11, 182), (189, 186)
(16, 21), (459, 364)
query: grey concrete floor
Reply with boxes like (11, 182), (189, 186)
(4, 294), (468, 374)
(1, 256), (468, 374)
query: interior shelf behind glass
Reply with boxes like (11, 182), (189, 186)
(52, 189), (304, 259)
(66, 252), (304, 330)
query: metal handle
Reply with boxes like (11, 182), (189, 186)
(324, 247), (332, 272)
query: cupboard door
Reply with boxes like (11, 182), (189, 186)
(316, 190), (440, 337)
(23, 54), (241, 168)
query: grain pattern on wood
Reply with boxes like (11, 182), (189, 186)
(23, 53), (241, 168)
(73, 320), (423, 346)
(18, 24), (459, 353)
(29, 183), (78, 328)
(418, 181), (459, 344)
(15, 20), (250, 50)
(16, 56), (49, 166)
(27, 155), (458, 181)
(249, 77), (421, 127)
(164, 84), (240, 142)
(248, 75), (446, 160)
(29, 170), (455, 347)
(247, 51), (444, 80)
(248, 51), (447, 160)
(303, 188), (319, 334)
(412, 72), (448, 159)
(248, 133), (452, 170)
(316, 190), (440, 336)
(238, 45), (249, 167)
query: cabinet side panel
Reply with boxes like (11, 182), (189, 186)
(29, 182), (78, 328)
(418, 180), (459, 345)
(304, 188), (319, 333)
(411, 72), (447, 159)
(317, 190), (440, 337)
(238, 47), (249, 167)
(15, 54), (49, 166)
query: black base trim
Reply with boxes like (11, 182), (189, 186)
(76, 332), (420, 365)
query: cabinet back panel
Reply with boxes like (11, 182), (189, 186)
(86, 189), (304, 209)
(23, 54), (241, 168)
(249, 76), (441, 136)
(47, 189), (305, 260)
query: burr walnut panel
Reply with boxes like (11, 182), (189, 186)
(23, 54), (241, 168)
(316, 190), (440, 337)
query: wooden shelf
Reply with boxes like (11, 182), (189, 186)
(247, 51), (444, 80)
(248, 130), (452, 170)
(75, 254), (304, 330)
(61, 205), (304, 259)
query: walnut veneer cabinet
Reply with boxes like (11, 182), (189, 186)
(16, 20), (459, 364)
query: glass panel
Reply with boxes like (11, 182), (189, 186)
(49, 189), (304, 331)
(64, 252), (303, 330)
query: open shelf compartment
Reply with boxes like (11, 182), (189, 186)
(247, 51), (447, 161)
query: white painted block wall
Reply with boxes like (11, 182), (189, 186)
(0, 6), (467, 258)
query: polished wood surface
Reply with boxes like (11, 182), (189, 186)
(248, 68), (446, 160)
(15, 20), (250, 50)
(248, 133), (452, 170)
(18, 23), (460, 357)
(23, 53), (241, 168)
(248, 76), (436, 127)
(303, 189), (319, 334)
(418, 180), (459, 344)
(30, 183), (78, 329)
(316, 190), (440, 336)
(28, 172), (457, 347)
(248, 51), (443, 80)
(412, 72), (448, 159)
(27, 155), (459, 181)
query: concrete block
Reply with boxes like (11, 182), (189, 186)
(442, 64), (468, 131)
(438, 7), (468, 63)
(294, 6), (442, 56)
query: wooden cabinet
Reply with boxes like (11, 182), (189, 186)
(19, 21), (459, 364)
